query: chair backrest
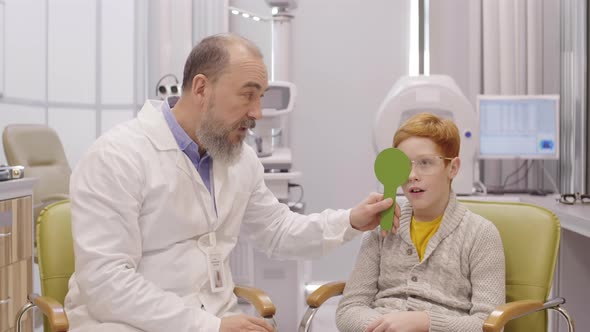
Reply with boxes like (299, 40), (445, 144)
(461, 200), (560, 332)
(36, 200), (74, 332)
(2, 124), (71, 205)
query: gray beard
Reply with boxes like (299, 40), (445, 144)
(196, 112), (255, 164)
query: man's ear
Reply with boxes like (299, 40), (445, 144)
(448, 157), (461, 179)
(191, 74), (209, 102)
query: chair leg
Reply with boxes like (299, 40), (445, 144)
(550, 306), (575, 332)
(15, 300), (35, 332)
(298, 307), (319, 332)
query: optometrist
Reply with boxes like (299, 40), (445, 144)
(64, 33), (399, 332)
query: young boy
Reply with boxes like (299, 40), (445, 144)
(336, 113), (505, 332)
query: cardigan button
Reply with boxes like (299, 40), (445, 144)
(406, 248), (413, 255)
(411, 276), (418, 282)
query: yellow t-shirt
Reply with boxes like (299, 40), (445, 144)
(410, 215), (443, 261)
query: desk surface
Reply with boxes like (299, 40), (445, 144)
(518, 194), (590, 239)
(0, 178), (37, 201)
(463, 194), (590, 239)
(398, 193), (590, 239)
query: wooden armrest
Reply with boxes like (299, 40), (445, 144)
(29, 294), (69, 332)
(234, 285), (276, 318)
(307, 281), (346, 308)
(483, 300), (544, 332)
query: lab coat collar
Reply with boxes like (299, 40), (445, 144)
(137, 99), (201, 187)
(137, 99), (180, 151)
(137, 100), (229, 219)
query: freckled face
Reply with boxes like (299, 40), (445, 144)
(397, 137), (460, 220)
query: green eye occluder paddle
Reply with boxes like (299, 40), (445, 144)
(374, 148), (412, 232)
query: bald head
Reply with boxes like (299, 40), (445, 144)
(182, 33), (263, 91)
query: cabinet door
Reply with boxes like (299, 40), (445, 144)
(0, 259), (32, 332)
(0, 264), (9, 331)
(9, 259), (33, 332)
(0, 197), (32, 268)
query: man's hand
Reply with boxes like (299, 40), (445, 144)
(219, 314), (275, 332)
(364, 311), (430, 332)
(349, 193), (400, 233)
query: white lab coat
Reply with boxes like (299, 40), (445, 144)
(64, 100), (360, 332)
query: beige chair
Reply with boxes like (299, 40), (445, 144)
(2, 124), (71, 218)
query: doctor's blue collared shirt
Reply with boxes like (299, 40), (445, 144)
(162, 97), (215, 199)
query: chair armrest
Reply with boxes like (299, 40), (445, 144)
(29, 294), (69, 332)
(483, 300), (544, 332)
(234, 285), (276, 318)
(306, 281), (346, 308)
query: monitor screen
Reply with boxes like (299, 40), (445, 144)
(477, 95), (560, 159)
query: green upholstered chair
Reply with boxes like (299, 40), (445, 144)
(298, 200), (574, 332)
(16, 200), (277, 332)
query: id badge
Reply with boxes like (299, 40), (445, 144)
(207, 249), (226, 292)
(204, 233), (226, 293)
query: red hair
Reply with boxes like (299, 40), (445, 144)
(393, 113), (460, 159)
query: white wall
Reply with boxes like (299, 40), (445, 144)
(229, 0), (272, 73)
(147, 0), (193, 98)
(0, 0), (138, 168)
(290, 1), (410, 281)
(0, 3), (138, 330)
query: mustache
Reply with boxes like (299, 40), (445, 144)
(236, 118), (256, 130)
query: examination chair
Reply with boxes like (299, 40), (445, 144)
(298, 200), (574, 332)
(2, 124), (71, 220)
(15, 200), (277, 332)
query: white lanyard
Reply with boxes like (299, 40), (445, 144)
(182, 154), (226, 292)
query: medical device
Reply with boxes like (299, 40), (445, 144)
(477, 95), (560, 160)
(374, 75), (478, 195)
(246, 81), (295, 159)
(155, 74), (181, 100)
(246, 81), (300, 202)
(0, 165), (24, 181)
(229, 4), (304, 329)
(264, 0), (298, 10)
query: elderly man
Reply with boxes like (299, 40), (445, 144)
(65, 34), (397, 332)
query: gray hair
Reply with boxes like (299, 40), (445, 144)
(182, 33), (263, 91)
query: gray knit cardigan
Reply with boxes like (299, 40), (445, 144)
(336, 194), (506, 332)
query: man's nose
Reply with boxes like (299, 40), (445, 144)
(248, 106), (262, 120)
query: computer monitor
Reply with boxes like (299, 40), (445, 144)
(477, 95), (560, 159)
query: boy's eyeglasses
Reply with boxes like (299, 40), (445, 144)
(409, 155), (455, 176)
(558, 192), (590, 205)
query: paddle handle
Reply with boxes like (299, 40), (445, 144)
(380, 186), (397, 231)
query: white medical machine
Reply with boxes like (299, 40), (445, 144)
(246, 80), (302, 204)
(374, 75), (479, 195)
(229, 3), (306, 330)
(155, 74), (181, 100)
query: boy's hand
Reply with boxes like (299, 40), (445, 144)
(350, 193), (400, 232)
(364, 311), (430, 332)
